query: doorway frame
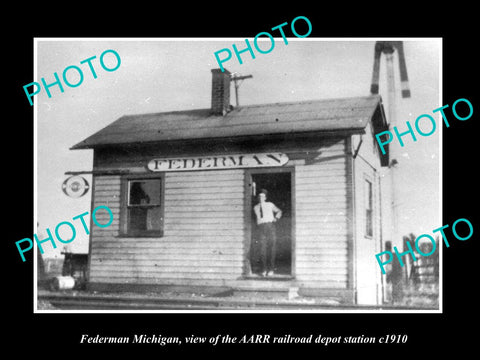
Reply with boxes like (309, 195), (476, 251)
(243, 167), (296, 279)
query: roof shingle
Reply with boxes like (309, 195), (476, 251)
(71, 94), (385, 149)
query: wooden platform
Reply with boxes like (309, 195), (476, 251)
(36, 290), (439, 311)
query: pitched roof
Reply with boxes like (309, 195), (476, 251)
(71, 94), (386, 149)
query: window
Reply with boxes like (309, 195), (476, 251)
(121, 176), (164, 236)
(365, 179), (373, 237)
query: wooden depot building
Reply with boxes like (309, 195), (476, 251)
(71, 68), (390, 305)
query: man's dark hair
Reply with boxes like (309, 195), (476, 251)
(258, 189), (268, 197)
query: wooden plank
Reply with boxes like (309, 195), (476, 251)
(91, 225), (119, 232)
(90, 241), (243, 249)
(94, 188), (121, 196)
(92, 203), (121, 210)
(93, 200), (120, 208)
(165, 187), (244, 195)
(295, 145), (345, 154)
(296, 262), (348, 270)
(90, 248), (244, 256)
(295, 202), (347, 211)
(295, 182), (347, 190)
(90, 219), (120, 227)
(294, 169), (346, 177)
(167, 210), (244, 217)
(92, 233), (244, 241)
(296, 252), (347, 261)
(92, 213), (120, 221)
(91, 231), (119, 238)
(165, 192), (242, 200)
(295, 195), (347, 204)
(295, 165), (346, 174)
(296, 256), (348, 264)
(91, 253), (241, 261)
(296, 189), (347, 198)
(94, 176), (121, 182)
(90, 236), (244, 244)
(296, 259), (348, 267)
(91, 251), (245, 260)
(296, 270), (349, 278)
(296, 227), (347, 235)
(89, 273), (241, 282)
(93, 207), (120, 215)
(164, 229), (244, 236)
(167, 171), (243, 180)
(90, 234), (244, 241)
(164, 224), (244, 231)
(162, 222), (243, 231)
(296, 244), (348, 252)
(296, 248), (348, 256)
(88, 276), (238, 286)
(93, 179), (122, 186)
(91, 241), (244, 250)
(88, 269), (241, 279)
(94, 179), (121, 186)
(167, 180), (243, 189)
(89, 259), (244, 267)
(93, 200), (120, 207)
(165, 217), (244, 225)
(296, 281), (347, 289)
(294, 157), (346, 165)
(88, 271), (243, 281)
(295, 273), (347, 281)
(295, 219), (347, 226)
(90, 259), (243, 268)
(92, 193), (120, 200)
(164, 198), (244, 206)
(295, 210), (346, 218)
(295, 240), (348, 248)
(91, 248), (244, 256)
(295, 162), (346, 171)
(93, 187), (121, 195)
(87, 276), (348, 289)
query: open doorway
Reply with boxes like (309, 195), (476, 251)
(247, 169), (293, 277)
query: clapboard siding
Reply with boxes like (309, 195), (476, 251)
(91, 253), (241, 261)
(294, 139), (349, 288)
(89, 171), (245, 285)
(89, 139), (352, 291)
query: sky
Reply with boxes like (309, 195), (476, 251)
(35, 38), (441, 257)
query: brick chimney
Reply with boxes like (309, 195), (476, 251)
(211, 68), (231, 115)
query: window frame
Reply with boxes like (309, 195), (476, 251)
(364, 177), (373, 238)
(119, 173), (165, 237)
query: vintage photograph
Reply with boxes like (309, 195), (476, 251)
(34, 38), (441, 311)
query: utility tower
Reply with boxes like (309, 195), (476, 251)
(370, 41), (411, 249)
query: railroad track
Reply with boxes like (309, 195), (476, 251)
(38, 292), (437, 311)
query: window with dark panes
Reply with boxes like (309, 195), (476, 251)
(124, 178), (163, 236)
(365, 179), (373, 237)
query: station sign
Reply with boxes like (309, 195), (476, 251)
(148, 153), (289, 172)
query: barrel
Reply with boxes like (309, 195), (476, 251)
(50, 276), (75, 291)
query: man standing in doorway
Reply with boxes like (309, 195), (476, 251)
(253, 189), (282, 277)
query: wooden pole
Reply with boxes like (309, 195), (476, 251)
(231, 75), (253, 106)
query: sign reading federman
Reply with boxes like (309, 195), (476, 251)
(148, 153), (289, 172)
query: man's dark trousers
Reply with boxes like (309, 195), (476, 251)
(258, 222), (277, 273)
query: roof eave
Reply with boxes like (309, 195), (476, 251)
(370, 100), (390, 167)
(70, 128), (367, 150)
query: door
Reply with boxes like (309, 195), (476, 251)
(246, 169), (294, 277)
